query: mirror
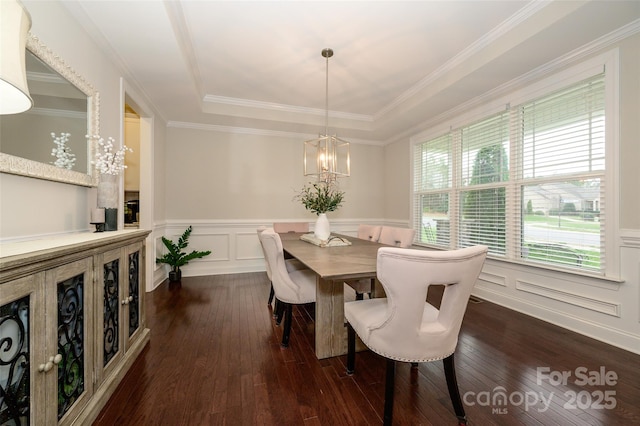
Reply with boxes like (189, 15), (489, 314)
(0, 34), (99, 187)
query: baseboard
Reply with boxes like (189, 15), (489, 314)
(472, 286), (640, 355)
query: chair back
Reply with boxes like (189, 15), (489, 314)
(371, 245), (487, 361)
(258, 228), (312, 304)
(273, 222), (309, 233)
(256, 227), (272, 281)
(357, 224), (382, 242)
(379, 226), (416, 248)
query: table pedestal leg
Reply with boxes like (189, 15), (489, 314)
(315, 277), (347, 359)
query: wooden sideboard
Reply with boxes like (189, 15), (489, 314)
(0, 229), (151, 425)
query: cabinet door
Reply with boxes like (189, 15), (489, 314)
(123, 241), (144, 351)
(95, 247), (124, 382)
(0, 274), (45, 426)
(45, 257), (94, 426)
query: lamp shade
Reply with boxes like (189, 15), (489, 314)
(0, 0), (33, 115)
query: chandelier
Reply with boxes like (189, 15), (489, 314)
(303, 48), (350, 183)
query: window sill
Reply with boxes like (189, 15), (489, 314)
(413, 243), (624, 284)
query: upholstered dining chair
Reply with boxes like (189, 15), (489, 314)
(345, 245), (488, 425)
(346, 224), (383, 300)
(378, 225), (416, 248)
(273, 222), (310, 234)
(357, 224), (382, 242)
(349, 225), (416, 301)
(258, 228), (316, 347)
(257, 227), (307, 311)
(270, 222), (309, 304)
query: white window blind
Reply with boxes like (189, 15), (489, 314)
(459, 112), (509, 255)
(517, 74), (605, 272)
(413, 134), (452, 246)
(413, 72), (606, 274)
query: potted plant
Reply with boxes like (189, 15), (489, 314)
(295, 181), (345, 240)
(156, 226), (212, 282)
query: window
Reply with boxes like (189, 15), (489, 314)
(413, 69), (611, 276)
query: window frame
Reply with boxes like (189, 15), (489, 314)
(410, 49), (620, 280)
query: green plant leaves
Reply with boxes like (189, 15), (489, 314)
(295, 182), (345, 215)
(155, 225), (212, 272)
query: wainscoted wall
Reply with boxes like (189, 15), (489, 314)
(152, 219), (399, 290)
(153, 222), (639, 355)
(473, 228), (640, 355)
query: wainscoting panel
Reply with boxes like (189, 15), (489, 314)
(478, 270), (507, 287)
(190, 232), (230, 262)
(236, 231), (263, 261)
(515, 279), (621, 317)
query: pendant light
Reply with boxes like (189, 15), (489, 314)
(303, 48), (350, 183)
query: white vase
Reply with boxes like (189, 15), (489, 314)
(314, 213), (331, 241)
(97, 173), (119, 208)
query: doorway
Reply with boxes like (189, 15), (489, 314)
(124, 104), (140, 227)
(121, 79), (154, 292)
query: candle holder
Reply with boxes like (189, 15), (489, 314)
(90, 222), (105, 233)
(91, 207), (106, 232)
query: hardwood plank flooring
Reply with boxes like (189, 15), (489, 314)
(94, 273), (640, 425)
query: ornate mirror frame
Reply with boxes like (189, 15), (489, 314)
(0, 34), (100, 187)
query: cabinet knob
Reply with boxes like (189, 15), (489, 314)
(128, 296), (134, 302)
(38, 354), (62, 373)
(121, 298), (128, 305)
(38, 362), (53, 373)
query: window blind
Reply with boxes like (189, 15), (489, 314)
(459, 112), (509, 255)
(516, 74), (605, 272)
(413, 134), (452, 246)
(412, 72), (606, 274)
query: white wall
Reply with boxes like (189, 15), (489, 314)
(152, 125), (388, 287)
(618, 34), (640, 230)
(163, 126), (385, 221)
(383, 139), (411, 221)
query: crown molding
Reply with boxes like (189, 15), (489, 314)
(202, 94), (372, 123)
(383, 19), (640, 147)
(166, 120), (384, 146)
(375, 0), (551, 120)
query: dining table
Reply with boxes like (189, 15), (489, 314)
(279, 232), (388, 359)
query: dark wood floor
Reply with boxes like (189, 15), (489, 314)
(94, 272), (640, 425)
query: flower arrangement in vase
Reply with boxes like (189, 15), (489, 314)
(295, 181), (345, 240)
(89, 134), (133, 231)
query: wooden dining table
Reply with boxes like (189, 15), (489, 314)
(279, 232), (387, 359)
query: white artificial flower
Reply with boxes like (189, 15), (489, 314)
(50, 132), (76, 170)
(89, 134), (133, 175)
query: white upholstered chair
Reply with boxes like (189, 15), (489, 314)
(357, 224), (382, 241)
(258, 228), (316, 347)
(273, 222), (310, 234)
(345, 245), (488, 425)
(257, 227), (307, 310)
(378, 225), (416, 248)
(345, 224), (384, 300)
